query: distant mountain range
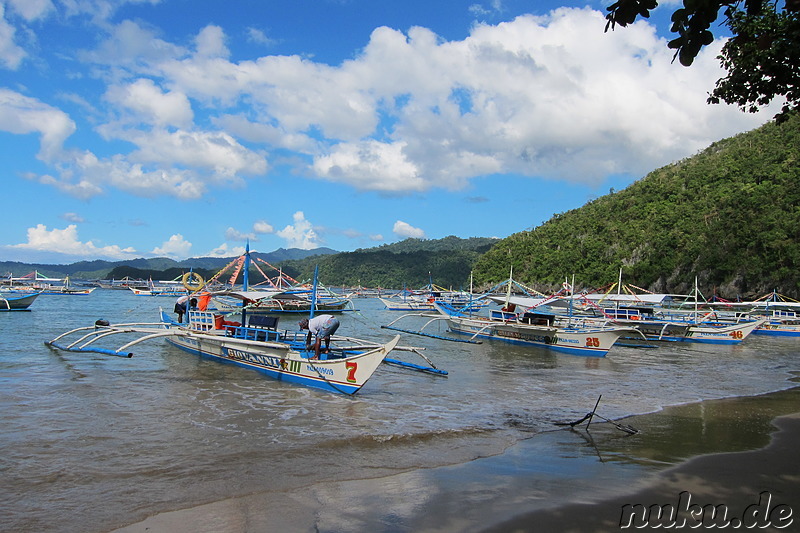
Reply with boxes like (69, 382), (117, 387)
(0, 247), (339, 280)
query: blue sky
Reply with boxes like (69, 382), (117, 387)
(0, 0), (775, 264)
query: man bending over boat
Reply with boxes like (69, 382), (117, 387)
(299, 315), (340, 359)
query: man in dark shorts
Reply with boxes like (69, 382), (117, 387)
(298, 315), (340, 359)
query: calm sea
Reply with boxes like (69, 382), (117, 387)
(1, 290), (798, 532)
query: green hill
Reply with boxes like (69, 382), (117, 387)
(278, 237), (499, 289)
(472, 113), (800, 298)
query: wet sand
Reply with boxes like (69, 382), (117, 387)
(112, 388), (800, 533)
(486, 412), (800, 532)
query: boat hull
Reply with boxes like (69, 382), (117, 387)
(165, 328), (397, 394)
(573, 314), (766, 344)
(446, 316), (624, 357)
(0, 292), (39, 311)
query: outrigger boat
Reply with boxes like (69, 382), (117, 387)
(46, 314), (404, 394)
(489, 273), (766, 345)
(0, 292), (39, 311)
(434, 302), (638, 356)
(382, 301), (640, 357)
(570, 307), (767, 344)
(45, 247), (446, 394)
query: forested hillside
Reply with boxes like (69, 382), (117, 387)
(473, 113), (800, 298)
(280, 237), (499, 289)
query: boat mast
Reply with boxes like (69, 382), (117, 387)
(242, 241), (251, 326)
(503, 266), (513, 313)
(309, 264), (319, 320)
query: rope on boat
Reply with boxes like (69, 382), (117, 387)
(329, 340), (448, 376)
(381, 325), (481, 344)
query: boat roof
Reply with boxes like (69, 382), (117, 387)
(212, 290), (283, 301)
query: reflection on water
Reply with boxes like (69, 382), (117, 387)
(0, 292), (798, 532)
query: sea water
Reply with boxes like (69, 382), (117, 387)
(1, 290), (798, 532)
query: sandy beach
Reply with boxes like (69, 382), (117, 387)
(488, 412), (800, 532)
(111, 388), (800, 533)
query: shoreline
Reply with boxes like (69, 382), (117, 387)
(485, 411), (800, 532)
(111, 388), (800, 532)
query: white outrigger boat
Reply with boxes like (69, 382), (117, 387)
(46, 313), (404, 394)
(45, 248), (445, 395)
(383, 300), (639, 357)
(436, 304), (638, 356)
(492, 274), (767, 345)
(571, 307), (767, 344)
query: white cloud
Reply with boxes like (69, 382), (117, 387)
(0, 4), (26, 69)
(11, 7), (773, 203)
(206, 243), (245, 257)
(276, 211), (320, 250)
(469, 0), (504, 18)
(6, 0), (54, 21)
(105, 78), (193, 128)
(123, 129), (267, 181)
(195, 25), (229, 58)
(143, 9), (763, 192)
(151, 234), (192, 258)
(61, 212), (85, 223)
(9, 224), (137, 260)
(246, 27), (277, 47)
(34, 150), (207, 200)
(253, 220), (274, 234)
(0, 89), (75, 160)
(393, 220), (425, 239)
(79, 19), (186, 67)
(313, 140), (426, 192)
(225, 227), (256, 241)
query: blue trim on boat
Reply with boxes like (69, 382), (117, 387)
(164, 338), (361, 394)
(447, 328), (608, 357)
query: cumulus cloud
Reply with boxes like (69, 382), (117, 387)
(195, 25), (229, 58)
(151, 234), (192, 258)
(276, 211), (320, 250)
(0, 89), (75, 160)
(313, 140), (426, 192)
(97, 10), (764, 195)
(225, 227), (256, 241)
(5, 7), (772, 201)
(223, 220), (274, 243)
(393, 220), (425, 239)
(206, 242), (245, 257)
(105, 78), (193, 128)
(253, 220), (274, 234)
(9, 224), (137, 260)
(79, 19), (186, 67)
(32, 150), (207, 200)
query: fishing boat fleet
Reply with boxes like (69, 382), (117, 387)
(383, 273), (790, 357)
(23, 254), (798, 395)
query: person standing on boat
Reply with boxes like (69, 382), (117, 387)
(299, 315), (340, 359)
(174, 295), (197, 322)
